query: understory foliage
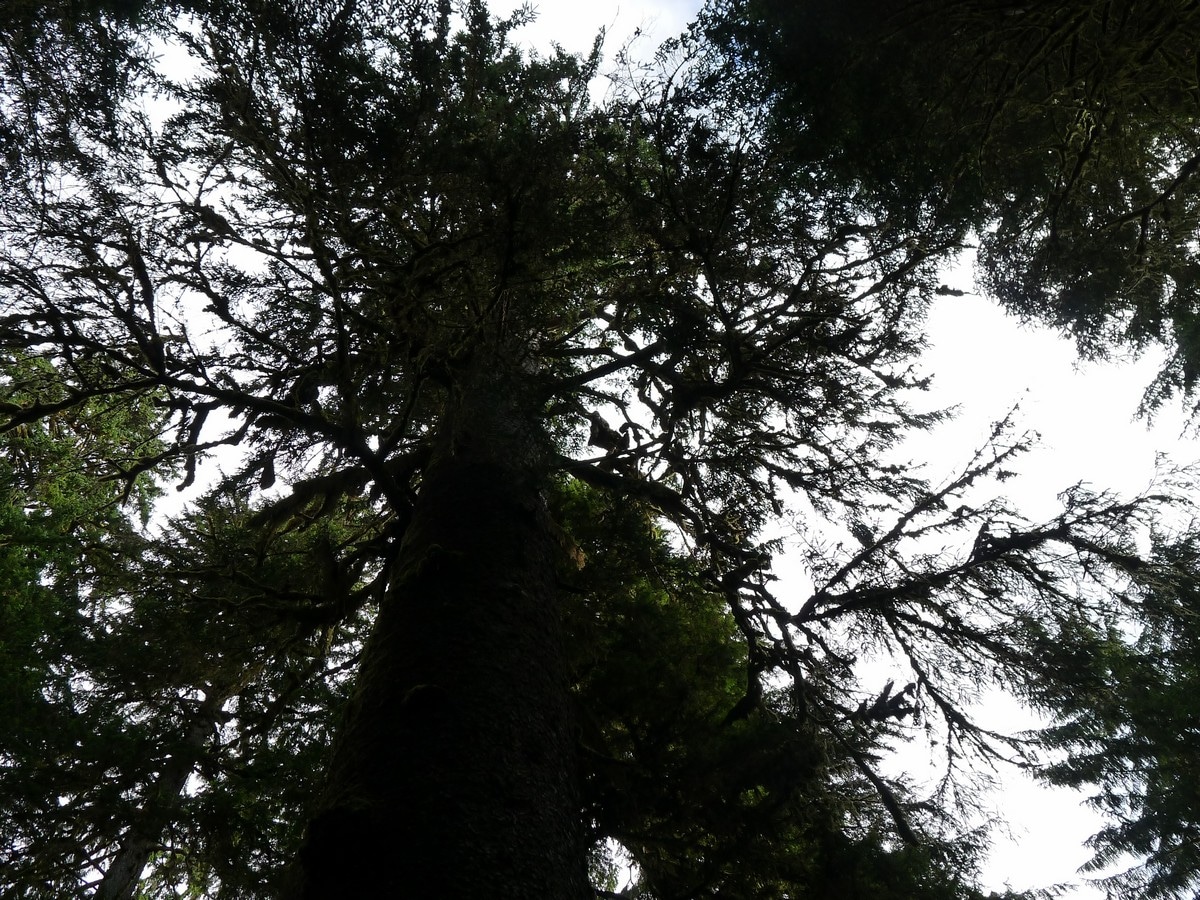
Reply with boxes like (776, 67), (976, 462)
(1, 1), (1199, 898)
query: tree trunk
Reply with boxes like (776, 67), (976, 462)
(286, 366), (590, 898)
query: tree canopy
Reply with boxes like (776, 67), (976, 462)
(1, 1), (1199, 898)
(707, 0), (1200, 407)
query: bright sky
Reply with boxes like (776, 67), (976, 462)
(493, 1), (1196, 896)
(492, 0), (699, 53)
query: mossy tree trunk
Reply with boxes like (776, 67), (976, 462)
(287, 363), (589, 898)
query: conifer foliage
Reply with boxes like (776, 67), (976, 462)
(2, 1), (1199, 897)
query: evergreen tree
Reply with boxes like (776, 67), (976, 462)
(0, 355), (372, 899)
(1026, 530), (1200, 900)
(1, 1), (1198, 897)
(705, 0), (1200, 407)
(0, 352), (165, 896)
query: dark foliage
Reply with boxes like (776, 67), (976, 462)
(0, 1), (1198, 897)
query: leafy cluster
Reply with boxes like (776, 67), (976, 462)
(0, 360), (374, 897)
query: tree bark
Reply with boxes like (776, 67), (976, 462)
(286, 366), (590, 898)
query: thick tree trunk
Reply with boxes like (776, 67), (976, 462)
(287, 368), (589, 898)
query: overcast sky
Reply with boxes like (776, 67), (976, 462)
(491, 2), (1196, 896)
